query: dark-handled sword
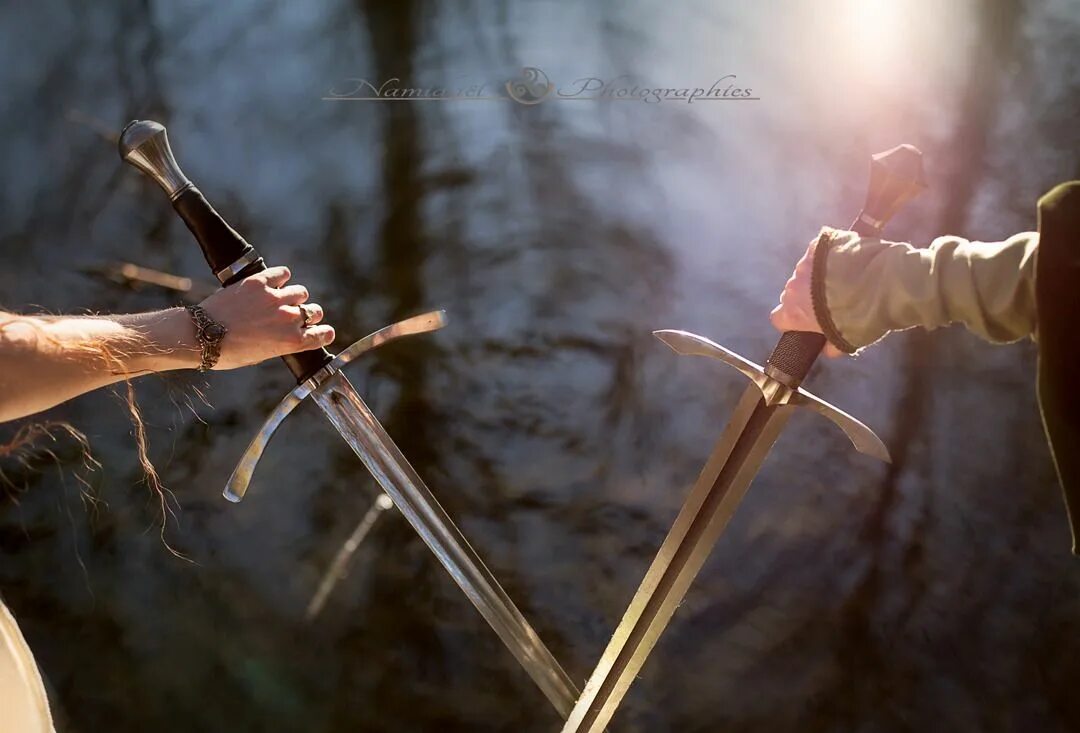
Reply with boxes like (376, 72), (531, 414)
(118, 120), (580, 718)
(562, 145), (926, 732)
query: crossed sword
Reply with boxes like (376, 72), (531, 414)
(120, 121), (924, 729)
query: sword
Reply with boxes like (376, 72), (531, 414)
(118, 120), (580, 718)
(562, 144), (927, 732)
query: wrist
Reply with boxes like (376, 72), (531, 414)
(118, 308), (201, 373)
(185, 304), (228, 371)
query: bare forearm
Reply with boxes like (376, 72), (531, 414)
(0, 308), (199, 422)
(0, 266), (336, 423)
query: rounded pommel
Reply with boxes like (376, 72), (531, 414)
(856, 144), (926, 234)
(119, 120), (192, 200)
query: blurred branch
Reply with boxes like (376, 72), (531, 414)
(306, 493), (393, 620)
(80, 261), (214, 300)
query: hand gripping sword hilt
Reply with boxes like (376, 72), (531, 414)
(119, 119), (333, 383)
(223, 310), (447, 502)
(765, 143), (926, 387)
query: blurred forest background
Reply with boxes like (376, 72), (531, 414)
(1, 0), (1078, 731)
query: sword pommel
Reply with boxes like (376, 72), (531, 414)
(858, 144), (926, 237)
(119, 120), (193, 201)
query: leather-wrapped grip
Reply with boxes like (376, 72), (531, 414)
(765, 331), (827, 385)
(281, 349), (333, 381)
(172, 188), (257, 280)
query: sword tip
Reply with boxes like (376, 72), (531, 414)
(652, 329), (690, 353)
(651, 328), (675, 340)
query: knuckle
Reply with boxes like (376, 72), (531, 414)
(247, 280), (271, 298)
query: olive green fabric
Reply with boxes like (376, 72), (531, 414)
(815, 228), (1038, 352)
(813, 181), (1080, 554)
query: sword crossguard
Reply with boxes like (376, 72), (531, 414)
(653, 329), (891, 463)
(224, 310), (447, 502)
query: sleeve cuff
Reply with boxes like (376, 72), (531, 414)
(810, 227), (859, 355)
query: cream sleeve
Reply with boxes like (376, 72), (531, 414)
(813, 228), (1039, 353)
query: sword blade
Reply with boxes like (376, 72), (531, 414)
(310, 370), (579, 718)
(562, 384), (794, 732)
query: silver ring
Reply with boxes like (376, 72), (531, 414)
(299, 303), (315, 328)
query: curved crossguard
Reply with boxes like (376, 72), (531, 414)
(653, 329), (890, 462)
(225, 310), (447, 502)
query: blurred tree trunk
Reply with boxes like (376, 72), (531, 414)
(819, 0), (1026, 729)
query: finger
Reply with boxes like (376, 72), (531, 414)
(275, 284), (310, 305)
(260, 266), (292, 288)
(295, 303), (324, 325)
(300, 324), (335, 349)
(769, 304), (793, 333)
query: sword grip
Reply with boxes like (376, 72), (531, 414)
(766, 144), (926, 386)
(172, 188), (263, 285)
(120, 120), (332, 383)
(765, 331), (826, 385)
